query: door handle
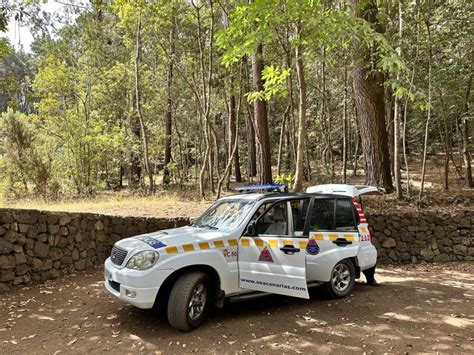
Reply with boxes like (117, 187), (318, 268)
(332, 238), (352, 247)
(280, 245), (301, 254)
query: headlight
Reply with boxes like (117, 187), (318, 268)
(126, 251), (159, 270)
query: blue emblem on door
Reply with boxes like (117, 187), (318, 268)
(306, 239), (320, 255)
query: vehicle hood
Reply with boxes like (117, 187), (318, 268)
(114, 225), (228, 253)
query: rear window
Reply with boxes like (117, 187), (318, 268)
(309, 199), (334, 231)
(335, 199), (356, 230)
(309, 198), (356, 231)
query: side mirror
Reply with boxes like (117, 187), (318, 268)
(246, 221), (257, 236)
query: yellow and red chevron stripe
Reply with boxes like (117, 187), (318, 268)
(163, 239), (239, 255)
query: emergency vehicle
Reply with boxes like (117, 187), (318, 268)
(104, 184), (382, 331)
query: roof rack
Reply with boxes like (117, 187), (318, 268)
(235, 184), (288, 193)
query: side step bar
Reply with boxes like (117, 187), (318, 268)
(227, 281), (324, 303)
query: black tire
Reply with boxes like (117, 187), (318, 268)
(324, 259), (355, 299)
(167, 272), (211, 332)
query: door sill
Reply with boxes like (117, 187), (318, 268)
(228, 281), (324, 303)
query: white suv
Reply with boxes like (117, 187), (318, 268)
(104, 184), (380, 331)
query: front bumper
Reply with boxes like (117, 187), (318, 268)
(104, 258), (174, 309)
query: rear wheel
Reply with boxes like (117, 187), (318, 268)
(167, 272), (211, 331)
(324, 259), (355, 298)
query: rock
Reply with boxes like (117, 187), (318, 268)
(0, 239), (13, 254)
(48, 224), (60, 235)
(0, 212), (14, 224)
(382, 238), (397, 248)
(18, 224), (29, 233)
(434, 226), (445, 238)
(15, 264), (29, 276)
(453, 244), (467, 255)
(0, 270), (15, 282)
(420, 248), (434, 260)
(444, 238), (453, 246)
(0, 282), (11, 292)
(388, 250), (398, 261)
(407, 225), (418, 232)
(433, 254), (451, 262)
(37, 233), (48, 242)
(60, 256), (73, 265)
(0, 255), (15, 269)
(4, 230), (19, 243)
(15, 252), (27, 264)
(74, 259), (86, 271)
(59, 215), (71, 226)
(94, 220), (104, 231)
(34, 241), (50, 258)
(411, 256), (418, 264)
(24, 238), (34, 251)
(48, 247), (64, 261)
(46, 214), (59, 225)
(32, 258), (42, 270)
(42, 259), (53, 270)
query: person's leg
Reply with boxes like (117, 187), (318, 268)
(362, 265), (378, 286)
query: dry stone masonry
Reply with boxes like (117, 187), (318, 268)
(0, 209), (188, 292)
(368, 210), (473, 264)
(0, 208), (472, 292)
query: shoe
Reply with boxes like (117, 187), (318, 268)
(367, 279), (379, 287)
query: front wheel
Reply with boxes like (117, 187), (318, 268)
(324, 259), (355, 299)
(167, 272), (211, 331)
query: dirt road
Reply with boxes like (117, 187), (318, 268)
(1, 262), (473, 354)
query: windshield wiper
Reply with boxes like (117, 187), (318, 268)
(199, 224), (218, 230)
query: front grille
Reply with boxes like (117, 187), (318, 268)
(110, 245), (128, 266)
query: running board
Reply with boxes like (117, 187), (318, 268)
(228, 281), (324, 303)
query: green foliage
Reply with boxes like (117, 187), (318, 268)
(246, 65), (290, 102)
(0, 109), (57, 197)
(274, 174), (294, 186)
(0, 0), (471, 200)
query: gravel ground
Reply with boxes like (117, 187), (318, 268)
(0, 262), (473, 354)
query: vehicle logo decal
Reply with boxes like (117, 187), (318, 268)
(136, 236), (166, 249)
(306, 238), (320, 255)
(258, 246), (273, 263)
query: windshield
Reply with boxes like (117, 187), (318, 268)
(193, 199), (255, 232)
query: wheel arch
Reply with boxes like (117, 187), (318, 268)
(155, 264), (223, 309)
(349, 256), (361, 279)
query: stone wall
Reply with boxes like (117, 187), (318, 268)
(0, 208), (472, 292)
(0, 209), (189, 292)
(368, 210), (473, 264)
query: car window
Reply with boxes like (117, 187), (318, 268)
(335, 199), (356, 230)
(256, 201), (288, 236)
(248, 202), (273, 226)
(309, 199), (334, 231)
(290, 199), (310, 236)
(194, 200), (255, 232)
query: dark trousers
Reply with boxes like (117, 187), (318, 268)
(362, 264), (376, 283)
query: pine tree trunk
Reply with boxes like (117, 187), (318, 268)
(462, 74), (473, 187)
(292, 41), (306, 192)
(419, 16), (433, 202)
(393, 0), (403, 199)
(134, 14), (154, 193)
(163, 17), (175, 186)
(252, 43), (272, 184)
(229, 93), (242, 182)
(351, 0), (393, 192)
(342, 67), (348, 183)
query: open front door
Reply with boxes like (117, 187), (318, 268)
(238, 201), (309, 299)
